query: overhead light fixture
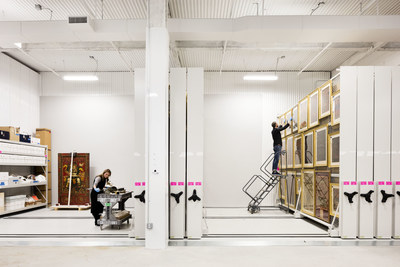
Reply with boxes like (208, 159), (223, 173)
(34, 4), (53, 20)
(63, 75), (98, 81)
(14, 43), (22, 48)
(243, 75), (278, 81)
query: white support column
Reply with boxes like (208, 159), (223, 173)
(357, 67), (375, 239)
(374, 67), (392, 239)
(145, 0), (169, 249)
(340, 66), (358, 238)
(393, 67), (400, 238)
(132, 68), (146, 239)
(169, 68), (187, 239)
(186, 68), (204, 239)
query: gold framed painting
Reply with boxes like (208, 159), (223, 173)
(332, 73), (340, 95)
(280, 138), (287, 170)
(330, 183), (340, 218)
(294, 135), (303, 168)
(308, 89), (319, 128)
(314, 125), (328, 167)
(286, 135), (294, 169)
(315, 170), (331, 223)
(319, 81), (332, 119)
(286, 171), (296, 209)
(279, 177), (287, 205)
(331, 93), (340, 126)
(292, 105), (298, 133)
(302, 130), (314, 168)
(301, 170), (315, 216)
(285, 110), (292, 136)
(298, 97), (308, 133)
(328, 132), (340, 168)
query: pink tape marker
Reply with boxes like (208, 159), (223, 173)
(361, 182), (367, 185)
(188, 182), (194, 186)
(135, 182), (141, 186)
(142, 182), (146, 186)
(178, 182), (184, 186)
(396, 181), (400, 185)
(351, 181), (357, 185)
(368, 181), (374, 185)
(379, 181), (385, 185)
(0, 151), (2, 153)
(45, 155), (48, 158)
(171, 182), (177, 186)
(343, 181), (350, 185)
(386, 182), (392, 185)
(195, 182), (202, 186)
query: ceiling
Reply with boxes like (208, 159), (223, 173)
(0, 0), (400, 73)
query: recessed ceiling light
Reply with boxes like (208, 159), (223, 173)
(243, 75), (278, 81)
(63, 75), (98, 81)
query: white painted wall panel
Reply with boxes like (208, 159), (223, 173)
(376, 182), (394, 238)
(392, 67), (400, 180)
(0, 53), (40, 134)
(374, 67), (392, 181)
(186, 68), (204, 239)
(169, 68), (186, 239)
(40, 72), (134, 96)
(340, 182), (359, 238)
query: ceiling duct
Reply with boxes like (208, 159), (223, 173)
(68, 16), (94, 31)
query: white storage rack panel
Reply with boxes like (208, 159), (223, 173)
(133, 68), (146, 239)
(340, 67), (358, 238)
(374, 67), (392, 238)
(169, 68), (187, 239)
(186, 68), (204, 239)
(393, 67), (400, 238)
(356, 67), (375, 239)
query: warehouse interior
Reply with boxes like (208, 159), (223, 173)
(1, 0), (400, 265)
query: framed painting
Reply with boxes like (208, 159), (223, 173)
(308, 90), (319, 128)
(280, 138), (287, 170)
(292, 105), (298, 133)
(58, 153), (90, 205)
(281, 114), (287, 138)
(331, 93), (340, 126)
(328, 133), (340, 168)
(314, 125), (328, 166)
(296, 175), (301, 195)
(330, 183), (340, 217)
(286, 171), (296, 209)
(298, 97), (308, 133)
(286, 135), (293, 169)
(279, 177), (287, 205)
(332, 73), (340, 95)
(301, 170), (315, 216)
(319, 81), (332, 119)
(294, 135), (303, 168)
(285, 110), (292, 136)
(302, 130), (314, 168)
(315, 171), (330, 222)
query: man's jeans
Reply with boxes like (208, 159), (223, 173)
(273, 145), (282, 171)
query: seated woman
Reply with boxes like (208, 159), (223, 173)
(90, 169), (111, 226)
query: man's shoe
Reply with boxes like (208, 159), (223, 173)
(272, 171), (281, 176)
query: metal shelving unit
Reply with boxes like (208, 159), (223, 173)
(0, 139), (48, 216)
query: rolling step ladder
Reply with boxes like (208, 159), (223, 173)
(242, 151), (288, 214)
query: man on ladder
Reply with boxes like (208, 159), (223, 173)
(271, 118), (291, 175)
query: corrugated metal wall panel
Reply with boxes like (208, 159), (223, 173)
(40, 71), (134, 96)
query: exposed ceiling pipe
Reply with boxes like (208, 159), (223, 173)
(339, 42), (387, 67)
(219, 40), (228, 75)
(297, 42), (332, 75)
(79, 0), (96, 19)
(16, 46), (60, 77)
(110, 41), (134, 74)
(170, 41), (182, 67)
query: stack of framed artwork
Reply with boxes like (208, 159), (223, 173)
(277, 74), (340, 224)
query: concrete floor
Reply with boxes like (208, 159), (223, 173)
(2, 246), (400, 267)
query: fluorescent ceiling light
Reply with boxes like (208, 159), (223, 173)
(63, 75), (98, 81)
(243, 75), (278, 81)
(14, 42), (22, 48)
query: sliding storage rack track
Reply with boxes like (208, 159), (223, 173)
(0, 139), (48, 216)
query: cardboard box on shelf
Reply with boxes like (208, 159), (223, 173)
(0, 192), (4, 212)
(0, 127), (19, 142)
(35, 128), (51, 149)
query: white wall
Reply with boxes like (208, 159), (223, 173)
(204, 71), (330, 207)
(40, 72), (135, 206)
(0, 53), (40, 133)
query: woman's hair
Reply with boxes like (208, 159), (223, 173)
(99, 169), (111, 179)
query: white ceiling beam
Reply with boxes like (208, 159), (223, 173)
(15, 47), (60, 77)
(297, 42), (332, 75)
(219, 40), (228, 74)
